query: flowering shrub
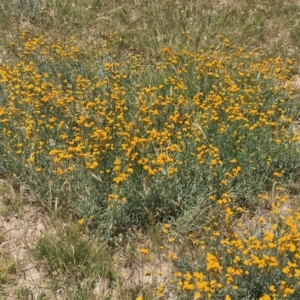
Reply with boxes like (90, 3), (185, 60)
(158, 192), (300, 299)
(0, 32), (299, 236)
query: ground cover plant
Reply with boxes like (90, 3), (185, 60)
(0, 32), (299, 236)
(153, 191), (300, 299)
(1, 0), (300, 299)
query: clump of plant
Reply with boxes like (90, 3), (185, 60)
(0, 32), (299, 236)
(33, 223), (114, 296)
(156, 192), (300, 299)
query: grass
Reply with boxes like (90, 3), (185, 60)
(1, 0), (300, 62)
(0, 0), (300, 299)
(0, 245), (17, 285)
(32, 223), (114, 299)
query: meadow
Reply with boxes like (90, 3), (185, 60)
(0, 0), (300, 299)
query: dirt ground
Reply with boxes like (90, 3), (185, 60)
(0, 179), (50, 299)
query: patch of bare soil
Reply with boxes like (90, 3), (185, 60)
(293, 75), (300, 91)
(0, 180), (50, 299)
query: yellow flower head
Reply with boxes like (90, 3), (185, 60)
(78, 218), (85, 225)
(139, 248), (149, 255)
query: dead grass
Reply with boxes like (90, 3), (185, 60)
(1, 0), (300, 61)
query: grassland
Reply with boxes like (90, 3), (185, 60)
(0, 0), (300, 299)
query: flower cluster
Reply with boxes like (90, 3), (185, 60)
(0, 33), (298, 234)
(161, 192), (300, 299)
